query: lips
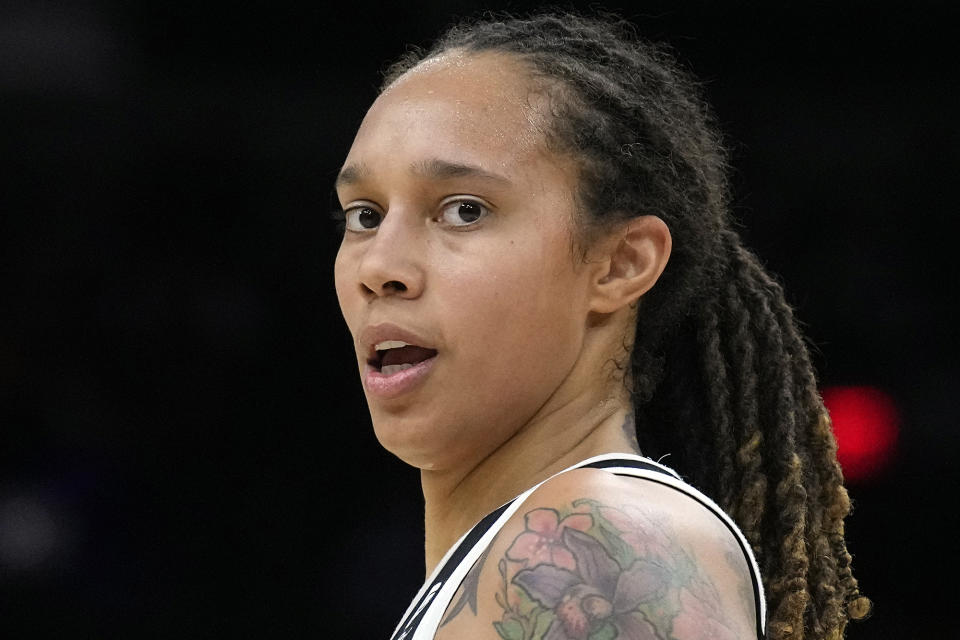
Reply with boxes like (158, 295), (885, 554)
(359, 323), (439, 398)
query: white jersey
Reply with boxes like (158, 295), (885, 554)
(390, 453), (766, 640)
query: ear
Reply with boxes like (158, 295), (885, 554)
(588, 215), (672, 314)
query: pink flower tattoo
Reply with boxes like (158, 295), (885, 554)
(506, 508), (593, 570)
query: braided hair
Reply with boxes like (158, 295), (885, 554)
(381, 11), (869, 639)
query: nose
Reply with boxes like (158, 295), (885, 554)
(355, 213), (425, 300)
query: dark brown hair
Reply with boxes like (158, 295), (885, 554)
(382, 11), (869, 639)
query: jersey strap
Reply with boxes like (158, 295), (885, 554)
(389, 501), (511, 639)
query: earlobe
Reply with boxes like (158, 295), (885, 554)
(590, 216), (672, 314)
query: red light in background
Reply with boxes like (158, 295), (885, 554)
(822, 386), (899, 481)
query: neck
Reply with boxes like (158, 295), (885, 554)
(419, 389), (638, 574)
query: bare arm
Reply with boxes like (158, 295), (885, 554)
(435, 469), (757, 640)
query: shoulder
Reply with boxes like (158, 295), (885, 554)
(435, 467), (759, 640)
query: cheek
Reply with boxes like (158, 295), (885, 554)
(439, 237), (583, 377)
(333, 244), (358, 326)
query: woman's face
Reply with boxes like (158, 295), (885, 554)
(334, 52), (600, 470)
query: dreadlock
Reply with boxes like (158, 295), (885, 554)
(380, 11), (869, 639)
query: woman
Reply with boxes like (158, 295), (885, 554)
(333, 12), (868, 640)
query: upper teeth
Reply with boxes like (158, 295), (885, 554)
(375, 340), (410, 351)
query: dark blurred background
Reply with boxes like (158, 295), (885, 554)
(1, 1), (956, 637)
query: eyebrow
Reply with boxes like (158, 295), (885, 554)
(335, 158), (512, 189)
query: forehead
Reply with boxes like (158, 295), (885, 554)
(344, 52), (557, 175)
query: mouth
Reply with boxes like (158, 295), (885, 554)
(368, 340), (439, 375)
(359, 323), (439, 398)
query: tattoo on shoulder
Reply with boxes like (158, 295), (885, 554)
(490, 499), (744, 640)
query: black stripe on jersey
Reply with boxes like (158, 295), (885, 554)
(580, 456), (682, 479)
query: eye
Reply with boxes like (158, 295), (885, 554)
(344, 206), (383, 232)
(439, 200), (489, 227)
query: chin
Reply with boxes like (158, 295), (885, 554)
(380, 442), (457, 472)
(371, 414), (461, 471)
